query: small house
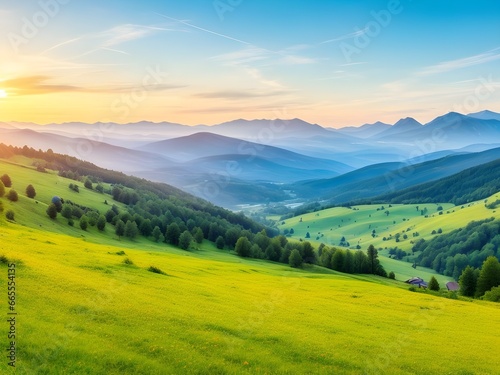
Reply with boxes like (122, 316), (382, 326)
(446, 282), (459, 291)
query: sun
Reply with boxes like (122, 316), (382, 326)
(0, 89), (7, 98)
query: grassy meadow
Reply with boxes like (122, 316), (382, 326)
(1, 156), (500, 374)
(1, 224), (500, 374)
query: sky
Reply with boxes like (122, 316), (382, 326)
(0, 0), (499, 127)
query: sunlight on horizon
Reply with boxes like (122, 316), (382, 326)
(0, 89), (7, 98)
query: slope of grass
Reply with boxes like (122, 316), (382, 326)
(277, 194), (500, 283)
(1, 223), (500, 374)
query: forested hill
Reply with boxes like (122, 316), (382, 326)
(0, 143), (267, 235)
(363, 158), (500, 205)
(413, 217), (500, 280)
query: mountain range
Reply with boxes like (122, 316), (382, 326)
(1, 110), (499, 208)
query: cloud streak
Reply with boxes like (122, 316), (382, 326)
(1, 75), (184, 96)
(418, 48), (500, 76)
(320, 27), (369, 44)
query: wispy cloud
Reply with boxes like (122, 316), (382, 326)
(40, 24), (175, 57)
(1, 75), (184, 96)
(193, 90), (289, 100)
(320, 27), (368, 44)
(417, 47), (500, 76)
(154, 13), (251, 45)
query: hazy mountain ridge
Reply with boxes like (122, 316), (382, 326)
(1, 109), (499, 207)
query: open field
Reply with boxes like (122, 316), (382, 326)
(1, 224), (500, 374)
(1, 156), (500, 374)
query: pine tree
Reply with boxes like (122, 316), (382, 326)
(428, 276), (440, 291)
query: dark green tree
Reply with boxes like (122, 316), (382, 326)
(115, 219), (125, 238)
(46, 203), (58, 219)
(179, 230), (192, 250)
(367, 245), (379, 274)
(215, 236), (225, 249)
(61, 204), (72, 219)
(140, 219), (152, 237)
(459, 266), (477, 297)
(26, 184), (36, 198)
(301, 241), (316, 264)
(193, 227), (204, 244)
(7, 190), (18, 202)
(124, 220), (139, 240)
(166, 223), (181, 245)
(79, 215), (89, 231)
(289, 249), (303, 268)
(235, 237), (251, 257)
(84, 179), (93, 189)
(0, 174), (12, 188)
(388, 271), (396, 279)
(97, 215), (106, 231)
(428, 276), (440, 291)
(476, 256), (500, 297)
(152, 226), (163, 242)
(6, 210), (15, 221)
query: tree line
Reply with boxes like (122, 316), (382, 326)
(412, 218), (500, 280)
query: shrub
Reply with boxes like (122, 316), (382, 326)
(388, 271), (395, 279)
(483, 286), (500, 302)
(148, 266), (167, 275)
(0, 254), (9, 264)
(68, 219), (74, 227)
(26, 184), (36, 198)
(5, 210), (15, 221)
(0, 181), (5, 197)
(123, 258), (134, 265)
(7, 190), (18, 202)
(0, 174), (12, 188)
(46, 203), (58, 219)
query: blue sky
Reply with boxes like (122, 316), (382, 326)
(0, 0), (499, 126)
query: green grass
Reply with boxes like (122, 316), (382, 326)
(1, 157), (500, 374)
(1, 224), (499, 374)
(276, 195), (500, 283)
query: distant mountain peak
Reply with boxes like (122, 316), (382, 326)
(393, 117), (423, 128)
(467, 110), (500, 121)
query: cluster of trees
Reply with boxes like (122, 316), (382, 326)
(413, 218), (500, 280)
(0, 173), (37, 221)
(458, 256), (500, 301)
(317, 244), (387, 276)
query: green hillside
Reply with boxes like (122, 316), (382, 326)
(1, 154), (500, 374)
(1, 216), (500, 374)
(276, 195), (500, 283)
